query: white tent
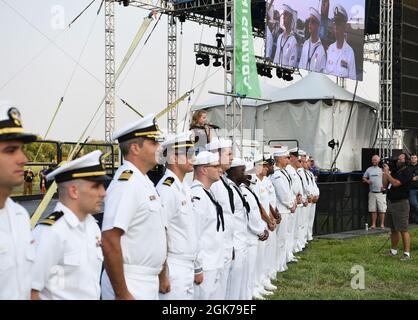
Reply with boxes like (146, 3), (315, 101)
(192, 73), (378, 172)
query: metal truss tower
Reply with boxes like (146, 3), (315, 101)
(167, 13), (178, 133)
(378, 0), (394, 159)
(105, 0), (116, 142)
(223, 0), (243, 156)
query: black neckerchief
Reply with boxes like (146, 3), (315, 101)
(232, 185), (250, 220)
(220, 176), (235, 214)
(296, 170), (305, 188)
(278, 33), (294, 65)
(280, 168), (292, 187)
(306, 40), (322, 69)
(203, 189), (225, 232)
(304, 170), (310, 185)
(244, 185), (262, 209)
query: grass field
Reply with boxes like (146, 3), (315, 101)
(269, 228), (418, 300)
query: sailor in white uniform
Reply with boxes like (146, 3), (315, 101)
(191, 151), (224, 300)
(306, 156), (320, 241)
(273, 4), (298, 68)
(299, 7), (327, 73)
(241, 161), (269, 300)
(295, 150), (310, 251)
(325, 4), (357, 80)
(272, 147), (297, 273)
(31, 151), (110, 300)
(263, 156), (280, 281)
(206, 138), (234, 299)
(252, 155), (278, 298)
(156, 132), (198, 300)
(225, 158), (250, 300)
(0, 102), (37, 300)
(101, 114), (167, 300)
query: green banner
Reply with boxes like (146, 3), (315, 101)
(235, 0), (261, 98)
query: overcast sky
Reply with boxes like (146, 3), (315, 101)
(0, 0), (379, 142)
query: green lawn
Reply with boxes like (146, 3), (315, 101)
(269, 228), (418, 300)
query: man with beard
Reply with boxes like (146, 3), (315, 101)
(383, 153), (413, 260)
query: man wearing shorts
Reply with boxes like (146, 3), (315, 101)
(383, 153), (413, 261)
(363, 155), (386, 229)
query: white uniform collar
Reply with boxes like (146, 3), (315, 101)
(164, 168), (183, 191)
(54, 202), (93, 229)
(122, 160), (154, 187)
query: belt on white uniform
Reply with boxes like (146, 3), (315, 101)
(167, 252), (196, 262)
(123, 264), (162, 276)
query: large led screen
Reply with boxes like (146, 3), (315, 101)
(265, 0), (365, 81)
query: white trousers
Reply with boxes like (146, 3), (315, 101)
(307, 203), (317, 241)
(265, 228), (277, 277)
(194, 268), (223, 300)
(276, 213), (289, 272)
(101, 269), (159, 300)
(226, 247), (248, 300)
(159, 257), (194, 300)
(297, 206), (308, 249)
(246, 242), (259, 300)
(286, 212), (297, 262)
(254, 240), (267, 291)
(215, 247), (233, 299)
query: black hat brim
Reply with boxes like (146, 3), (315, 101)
(0, 133), (38, 144)
(82, 175), (112, 183)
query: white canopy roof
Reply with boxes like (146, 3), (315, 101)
(192, 72), (378, 110)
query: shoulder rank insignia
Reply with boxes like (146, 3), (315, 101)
(118, 170), (133, 181)
(162, 177), (175, 187)
(39, 211), (64, 226)
(192, 196), (200, 202)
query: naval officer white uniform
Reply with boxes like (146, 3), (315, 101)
(31, 151), (110, 300)
(101, 114), (167, 300)
(156, 132), (198, 300)
(0, 102), (37, 300)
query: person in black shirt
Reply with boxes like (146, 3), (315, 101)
(383, 153), (413, 260)
(408, 154), (418, 222)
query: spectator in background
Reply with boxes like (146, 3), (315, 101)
(363, 155), (386, 229)
(383, 153), (413, 260)
(190, 110), (211, 151)
(44, 164), (57, 191)
(309, 157), (319, 181)
(23, 167), (34, 195)
(408, 154), (418, 223)
(39, 167), (47, 194)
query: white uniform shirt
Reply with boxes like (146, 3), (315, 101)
(252, 176), (269, 228)
(211, 175), (235, 252)
(0, 198), (34, 300)
(271, 166), (294, 214)
(296, 168), (309, 201)
(299, 38), (327, 73)
(156, 169), (198, 261)
(273, 32), (298, 67)
(229, 179), (249, 250)
(306, 170), (320, 197)
(325, 40), (356, 80)
(191, 180), (224, 271)
(263, 176), (277, 211)
(241, 185), (265, 245)
(286, 165), (302, 206)
(31, 202), (102, 300)
(102, 160), (166, 270)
